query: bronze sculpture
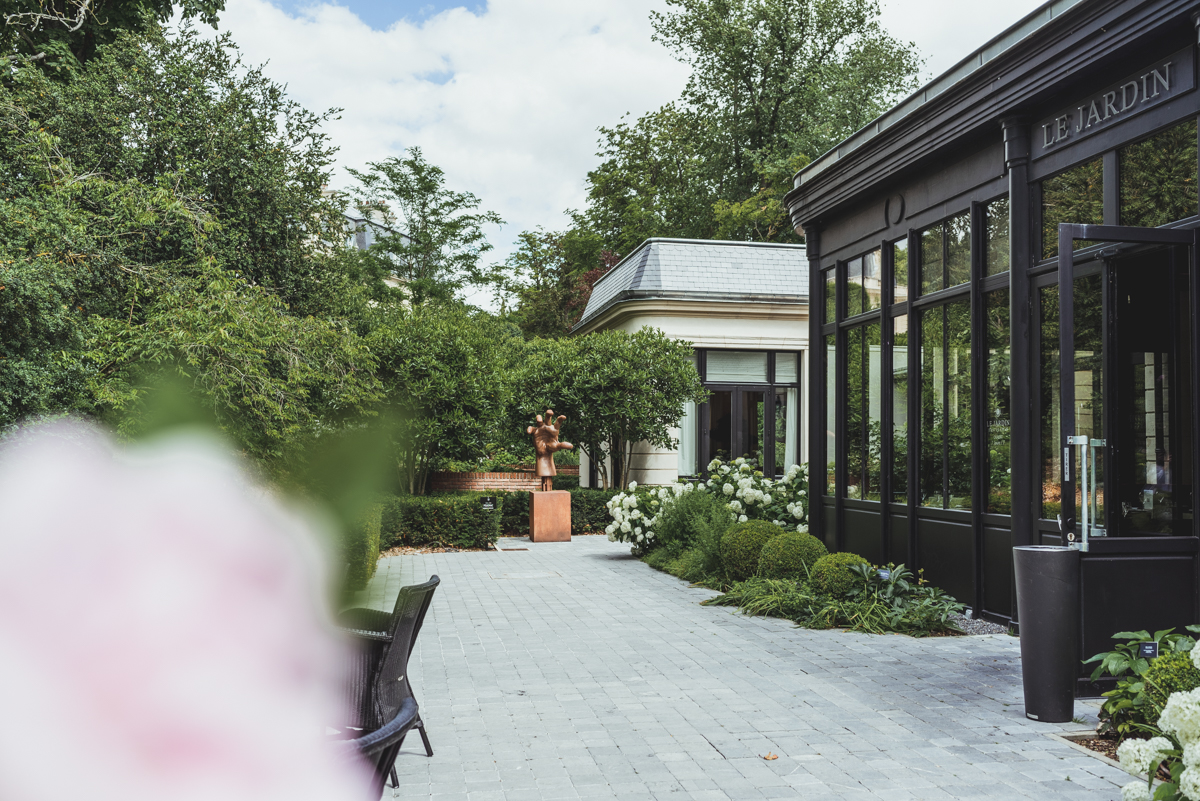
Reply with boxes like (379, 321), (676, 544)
(527, 410), (573, 491)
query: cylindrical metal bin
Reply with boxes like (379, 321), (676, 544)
(1013, 545), (1080, 722)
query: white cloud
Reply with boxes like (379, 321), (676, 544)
(216, 0), (688, 291)
(213, 0), (1050, 306)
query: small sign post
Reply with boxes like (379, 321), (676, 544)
(1139, 642), (1160, 660)
(480, 496), (496, 512)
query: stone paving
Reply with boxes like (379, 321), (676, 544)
(358, 535), (1128, 800)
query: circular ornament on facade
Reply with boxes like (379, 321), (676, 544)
(884, 194), (905, 227)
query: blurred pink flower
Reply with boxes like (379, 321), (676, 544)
(0, 422), (371, 801)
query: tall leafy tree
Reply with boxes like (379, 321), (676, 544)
(349, 149), (504, 305)
(517, 328), (708, 490)
(583, 0), (920, 248)
(501, 226), (617, 338)
(0, 0), (223, 70)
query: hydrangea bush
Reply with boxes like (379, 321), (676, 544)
(605, 458), (809, 553)
(1119, 646), (1200, 800)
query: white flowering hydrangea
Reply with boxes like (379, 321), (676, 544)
(606, 459), (810, 554)
(1160, 689), (1200, 745)
(1117, 737), (1172, 776)
(1182, 767), (1200, 800)
(1121, 780), (1152, 801)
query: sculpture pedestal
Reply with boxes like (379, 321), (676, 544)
(530, 491), (571, 542)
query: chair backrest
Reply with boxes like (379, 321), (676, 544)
(331, 697), (419, 799)
(373, 575), (439, 724)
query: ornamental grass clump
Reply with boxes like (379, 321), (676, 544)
(811, 552), (870, 598)
(757, 531), (827, 579)
(719, 519), (781, 581)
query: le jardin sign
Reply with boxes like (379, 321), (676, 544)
(1035, 46), (1195, 158)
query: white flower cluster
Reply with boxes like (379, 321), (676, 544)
(702, 459), (808, 532)
(1121, 675), (1200, 801)
(604, 481), (696, 547)
(603, 459), (811, 554)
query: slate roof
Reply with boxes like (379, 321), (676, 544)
(575, 238), (808, 330)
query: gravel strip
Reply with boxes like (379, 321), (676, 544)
(952, 613), (1010, 635)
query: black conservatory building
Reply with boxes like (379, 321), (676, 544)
(788, 0), (1200, 688)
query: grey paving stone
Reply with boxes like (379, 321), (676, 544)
(370, 536), (1126, 800)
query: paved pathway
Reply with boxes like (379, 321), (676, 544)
(359, 536), (1127, 800)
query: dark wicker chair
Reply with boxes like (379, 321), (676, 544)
(338, 575), (440, 786)
(330, 696), (419, 799)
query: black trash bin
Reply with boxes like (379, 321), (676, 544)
(1013, 545), (1080, 722)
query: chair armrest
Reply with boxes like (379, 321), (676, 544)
(341, 627), (391, 642)
(338, 606), (392, 635)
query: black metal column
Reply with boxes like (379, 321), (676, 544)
(881, 240), (895, 563)
(1003, 117), (1034, 622)
(807, 226), (825, 542)
(970, 201), (986, 618)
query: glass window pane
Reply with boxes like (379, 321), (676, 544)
(846, 325), (864, 498)
(825, 335), (836, 495)
(1120, 119), (1199, 228)
(678, 400), (697, 477)
(847, 257), (864, 317)
(985, 290), (1011, 514)
(743, 391), (764, 464)
(866, 321), (883, 501)
(777, 387), (798, 474)
(892, 315), (909, 503)
(986, 197), (1010, 276)
(706, 351), (768, 382)
(1042, 158), (1103, 259)
(920, 226), (943, 296)
(1040, 286), (1061, 519)
(775, 352), (798, 383)
(920, 307), (945, 507)
(824, 267), (837, 324)
(863, 249), (882, 311)
(946, 301), (972, 509)
(1075, 274), (1104, 532)
(946, 213), (971, 288)
(893, 239), (909, 304)
(710, 390), (732, 463)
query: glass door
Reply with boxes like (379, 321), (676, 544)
(1056, 224), (1198, 548)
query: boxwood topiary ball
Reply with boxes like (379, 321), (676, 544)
(811, 552), (870, 598)
(757, 531), (828, 579)
(720, 520), (781, 581)
(1144, 650), (1200, 713)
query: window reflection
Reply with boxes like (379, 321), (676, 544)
(826, 335), (836, 495)
(893, 239), (909, 304)
(825, 268), (837, 324)
(863, 249), (882, 312)
(847, 257), (863, 317)
(986, 290), (1011, 514)
(920, 227), (942, 296)
(1120, 119), (1199, 228)
(1042, 158), (1103, 259)
(892, 315), (909, 503)
(946, 214), (971, 288)
(986, 197), (1010, 276)
(920, 301), (972, 509)
(1040, 286), (1061, 520)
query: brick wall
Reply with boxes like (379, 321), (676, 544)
(429, 465), (578, 492)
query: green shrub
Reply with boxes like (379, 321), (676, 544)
(343, 503), (382, 592)
(757, 531), (828, 579)
(497, 490), (530, 536)
(653, 487), (722, 554)
(381, 494), (501, 549)
(811, 552), (870, 598)
(554, 474), (580, 491)
(571, 488), (619, 534)
(720, 519), (781, 581)
(1145, 650), (1200, 712)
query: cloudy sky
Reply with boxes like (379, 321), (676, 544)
(214, 0), (1048, 290)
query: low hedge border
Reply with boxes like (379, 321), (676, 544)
(344, 503), (383, 592)
(381, 494), (501, 550)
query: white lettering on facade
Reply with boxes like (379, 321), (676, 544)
(1044, 60), (1177, 149)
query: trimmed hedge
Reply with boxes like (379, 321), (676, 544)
(344, 503), (382, 592)
(571, 488), (619, 533)
(811, 552), (870, 598)
(381, 494), (501, 549)
(720, 520), (781, 581)
(757, 531), (828, 579)
(1145, 650), (1200, 712)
